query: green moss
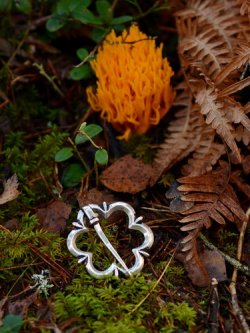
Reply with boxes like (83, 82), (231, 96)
(2, 128), (67, 209)
(2, 87), (65, 128)
(155, 302), (197, 332)
(52, 267), (198, 332)
(54, 274), (153, 332)
(0, 213), (65, 280)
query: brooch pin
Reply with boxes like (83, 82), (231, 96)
(67, 202), (154, 278)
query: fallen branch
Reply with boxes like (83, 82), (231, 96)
(229, 207), (250, 333)
(199, 234), (250, 276)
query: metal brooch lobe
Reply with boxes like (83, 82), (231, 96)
(67, 202), (154, 278)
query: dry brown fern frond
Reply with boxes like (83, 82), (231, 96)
(178, 18), (230, 79)
(155, 0), (249, 181)
(176, 166), (247, 262)
(235, 102), (250, 146)
(179, 230), (210, 286)
(153, 87), (205, 176)
(181, 135), (225, 176)
(224, 97), (250, 134)
(194, 82), (241, 161)
(219, 76), (250, 97)
(177, 0), (245, 50)
(215, 41), (250, 85)
(230, 170), (250, 199)
(178, 167), (247, 232)
(237, 0), (250, 19)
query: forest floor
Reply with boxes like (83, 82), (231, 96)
(0, 1), (250, 332)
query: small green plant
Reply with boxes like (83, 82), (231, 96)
(46, 0), (133, 41)
(69, 48), (93, 81)
(46, 0), (134, 81)
(77, 122), (109, 165)
(55, 122), (108, 187)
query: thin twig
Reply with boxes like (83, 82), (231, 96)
(199, 234), (250, 276)
(207, 278), (219, 333)
(229, 208), (250, 333)
(33, 63), (64, 97)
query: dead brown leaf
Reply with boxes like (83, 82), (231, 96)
(175, 245), (210, 287)
(100, 154), (156, 194)
(77, 188), (114, 207)
(200, 249), (227, 282)
(36, 201), (71, 234)
(0, 174), (20, 205)
(7, 291), (38, 318)
(176, 241), (227, 286)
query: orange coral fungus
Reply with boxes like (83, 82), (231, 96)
(86, 25), (175, 140)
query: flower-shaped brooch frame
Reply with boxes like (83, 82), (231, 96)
(67, 202), (154, 278)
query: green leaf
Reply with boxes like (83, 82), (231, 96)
(0, 314), (23, 333)
(0, 0), (12, 11)
(75, 134), (85, 144)
(95, 149), (108, 165)
(55, 147), (73, 162)
(73, 9), (102, 25)
(91, 27), (108, 43)
(70, 64), (91, 80)
(61, 163), (85, 187)
(15, 0), (32, 14)
(69, 0), (91, 12)
(84, 124), (103, 138)
(111, 15), (133, 25)
(76, 48), (89, 61)
(56, 0), (72, 14)
(75, 124), (103, 144)
(96, 0), (113, 23)
(55, 0), (91, 14)
(46, 17), (65, 32)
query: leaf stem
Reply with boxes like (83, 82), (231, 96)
(67, 137), (90, 171)
(79, 129), (101, 150)
(33, 63), (64, 97)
